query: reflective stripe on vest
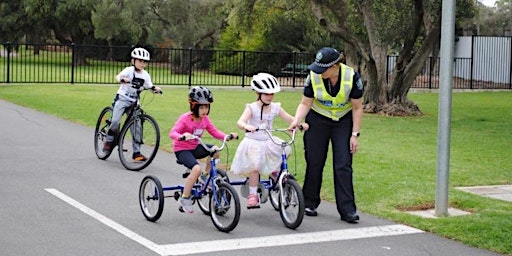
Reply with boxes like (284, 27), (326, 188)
(310, 64), (354, 121)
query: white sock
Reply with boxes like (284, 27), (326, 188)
(249, 186), (258, 195)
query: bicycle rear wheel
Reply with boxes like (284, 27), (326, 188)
(119, 114), (160, 171)
(139, 175), (164, 222)
(279, 178), (305, 230)
(210, 182), (240, 233)
(94, 106), (113, 160)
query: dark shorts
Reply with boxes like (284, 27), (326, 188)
(175, 144), (213, 169)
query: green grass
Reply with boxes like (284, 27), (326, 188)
(0, 84), (511, 254)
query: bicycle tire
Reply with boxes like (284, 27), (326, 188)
(279, 178), (305, 229)
(139, 175), (164, 222)
(210, 182), (240, 233)
(269, 185), (280, 211)
(94, 106), (114, 160)
(118, 114), (160, 171)
(197, 169), (230, 216)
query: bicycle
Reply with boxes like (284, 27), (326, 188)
(233, 127), (305, 229)
(94, 89), (162, 171)
(138, 134), (241, 233)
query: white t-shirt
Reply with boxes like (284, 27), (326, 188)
(116, 66), (154, 102)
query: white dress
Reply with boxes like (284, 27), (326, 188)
(230, 102), (291, 176)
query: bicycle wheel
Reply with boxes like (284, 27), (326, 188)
(279, 178), (305, 229)
(94, 106), (114, 160)
(197, 190), (211, 215)
(269, 185), (280, 211)
(139, 175), (164, 222)
(119, 114), (160, 171)
(210, 182), (240, 233)
(197, 169), (229, 216)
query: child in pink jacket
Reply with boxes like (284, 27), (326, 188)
(169, 86), (237, 213)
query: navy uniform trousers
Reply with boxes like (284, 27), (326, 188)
(303, 110), (357, 216)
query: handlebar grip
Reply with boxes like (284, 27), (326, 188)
(298, 124), (304, 130)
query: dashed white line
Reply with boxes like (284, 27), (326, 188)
(46, 188), (424, 256)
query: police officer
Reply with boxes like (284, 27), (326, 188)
(289, 47), (364, 223)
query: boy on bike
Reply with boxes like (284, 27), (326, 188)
(103, 47), (162, 161)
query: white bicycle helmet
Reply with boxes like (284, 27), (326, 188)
(131, 47), (150, 61)
(250, 73), (281, 94)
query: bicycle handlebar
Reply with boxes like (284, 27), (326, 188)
(178, 134), (237, 153)
(247, 127), (301, 147)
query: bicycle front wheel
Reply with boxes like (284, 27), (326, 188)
(139, 175), (164, 222)
(119, 114), (160, 171)
(94, 106), (113, 160)
(210, 182), (240, 233)
(279, 178), (305, 230)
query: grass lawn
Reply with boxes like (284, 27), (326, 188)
(0, 84), (511, 254)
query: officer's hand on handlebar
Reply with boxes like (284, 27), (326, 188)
(299, 122), (309, 131)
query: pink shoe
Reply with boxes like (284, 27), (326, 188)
(270, 170), (278, 182)
(246, 194), (260, 209)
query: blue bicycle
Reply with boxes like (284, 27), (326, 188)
(138, 134), (241, 233)
(233, 128), (305, 229)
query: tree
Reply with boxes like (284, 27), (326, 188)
(21, 0), (99, 65)
(310, 0), (475, 116)
(218, 0), (339, 52)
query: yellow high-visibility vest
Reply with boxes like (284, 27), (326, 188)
(310, 64), (354, 121)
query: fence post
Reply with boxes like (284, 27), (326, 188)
(241, 51), (246, 87)
(71, 43), (75, 84)
(428, 57), (433, 89)
(509, 36), (512, 89)
(470, 36), (475, 89)
(6, 42), (11, 83)
(292, 51), (297, 88)
(188, 48), (193, 88)
(386, 55), (389, 83)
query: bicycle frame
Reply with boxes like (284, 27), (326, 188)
(164, 134), (234, 204)
(231, 128), (298, 191)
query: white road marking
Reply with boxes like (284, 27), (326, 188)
(45, 188), (163, 255)
(159, 225), (424, 255)
(46, 188), (424, 256)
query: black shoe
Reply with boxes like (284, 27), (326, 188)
(305, 207), (317, 216)
(340, 212), (359, 223)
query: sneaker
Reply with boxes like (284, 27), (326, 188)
(103, 142), (113, 152)
(246, 194), (260, 209)
(132, 152), (147, 161)
(178, 196), (194, 213)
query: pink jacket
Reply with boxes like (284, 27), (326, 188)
(169, 112), (226, 152)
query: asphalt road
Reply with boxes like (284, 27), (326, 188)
(0, 99), (503, 256)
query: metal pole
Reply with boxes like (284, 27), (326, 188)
(435, 0), (456, 217)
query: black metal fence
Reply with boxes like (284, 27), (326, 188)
(1, 40), (511, 89)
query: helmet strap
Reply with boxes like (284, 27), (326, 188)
(258, 95), (269, 120)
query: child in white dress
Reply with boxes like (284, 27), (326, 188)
(230, 73), (298, 209)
